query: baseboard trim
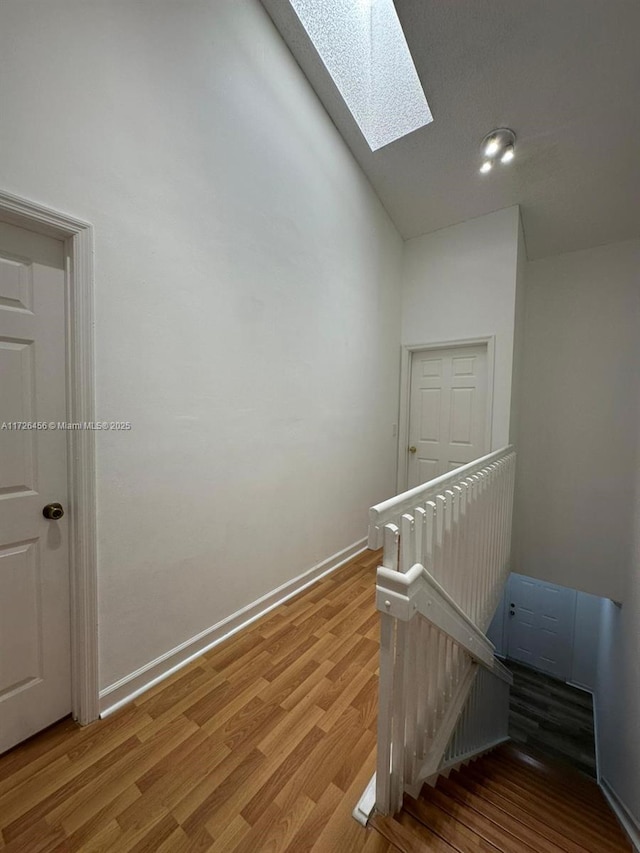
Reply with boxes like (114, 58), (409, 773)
(100, 537), (368, 717)
(353, 773), (376, 826)
(592, 690), (602, 784)
(567, 680), (594, 694)
(600, 777), (640, 853)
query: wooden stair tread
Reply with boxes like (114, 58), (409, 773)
(497, 747), (609, 809)
(435, 773), (592, 853)
(473, 757), (616, 821)
(398, 808), (503, 852)
(370, 812), (458, 853)
(404, 790), (538, 853)
(466, 758), (623, 832)
(473, 751), (618, 816)
(491, 746), (610, 804)
(369, 745), (632, 853)
(431, 779), (568, 853)
(459, 762), (629, 851)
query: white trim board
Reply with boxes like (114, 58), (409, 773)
(100, 537), (368, 716)
(396, 337), (495, 493)
(0, 189), (98, 726)
(593, 691), (602, 786)
(600, 777), (640, 853)
(353, 773), (376, 826)
(567, 680), (595, 694)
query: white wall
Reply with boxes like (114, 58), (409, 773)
(0, 0), (403, 692)
(595, 375), (640, 833)
(570, 591), (602, 692)
(597, 596), (640, 833)
(516, 240), (640, 601)
(402, 207), (520, 449)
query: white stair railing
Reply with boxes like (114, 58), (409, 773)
(437, 664), (511, 778)
(354, 446), (516, 823)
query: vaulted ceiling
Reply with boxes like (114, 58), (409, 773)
(262, 0), (640, 259)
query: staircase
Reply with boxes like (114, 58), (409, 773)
(354, 447), (517, 824)
(353, 448), (633, 851)
(369, 742), (633, 852)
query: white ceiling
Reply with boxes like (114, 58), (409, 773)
(262, 0), (640, 259)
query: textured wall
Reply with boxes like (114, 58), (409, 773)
(596, 371), (640, 829)
(516, 239), (640, 600)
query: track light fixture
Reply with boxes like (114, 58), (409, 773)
(479, 128), (516, 174)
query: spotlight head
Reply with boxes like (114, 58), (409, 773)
(501, 145), (515, 164)
(484, 137), (500, 158)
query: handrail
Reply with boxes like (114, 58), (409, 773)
(376, 562), (513, 681)
(369, 445), (514, 549)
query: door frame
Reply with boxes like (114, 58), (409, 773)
(0, 189), (98, 726)
(397, 336), (495, 492)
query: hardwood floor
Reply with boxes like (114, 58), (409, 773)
(0, 548), (392, 852)
(505, 659), (597, 777)
(2, 552), (629, 853)
(371, 743), (632, 852)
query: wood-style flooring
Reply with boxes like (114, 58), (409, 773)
(371, 743), (632, 852)
(1, 551), (627, 853)
(505, 659), (597, 777)
(0, 548), (393, 853)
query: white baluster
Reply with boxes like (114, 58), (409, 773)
(450, 487), (461, 606)
(427, 624), (438, 739)
(457, 483), (469, 616)
(433, 497), (445, 585)
(383, 523), (400, 572)
(466, 476), (479, 624)
(441, 493), (452, 595)
(391, 620), (409, 813)
(400, 513), (416, 574)
(436, 629), (446, 721)
(414, 506), (427, 567)
(405, 615), (420, 786)
(425, 500), (437, 578)
(415, 617), (429, 765)
(480, 469), (490, 624)
(486, 464), (500, 623)
(376, 611), (395, 814)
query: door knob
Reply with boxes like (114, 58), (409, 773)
(408, 446), (417, 454)
(509, 610), (515, 617)
(43, 502), (64, 520)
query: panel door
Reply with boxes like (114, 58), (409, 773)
(506, 573), (576, 681)
(0, 220), (70, 754)
(407, 344), (488, 488)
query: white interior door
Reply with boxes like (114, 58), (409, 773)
(0, 220), (71, 754)
(407, 344), (488, 488)
(506, 573), (576, 681)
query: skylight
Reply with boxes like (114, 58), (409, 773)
(289, 0), (433, 151)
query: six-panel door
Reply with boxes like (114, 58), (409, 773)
(506, 573), (576, 681)
(0, 221), (71, 754)
(407, 344), (489, 488)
